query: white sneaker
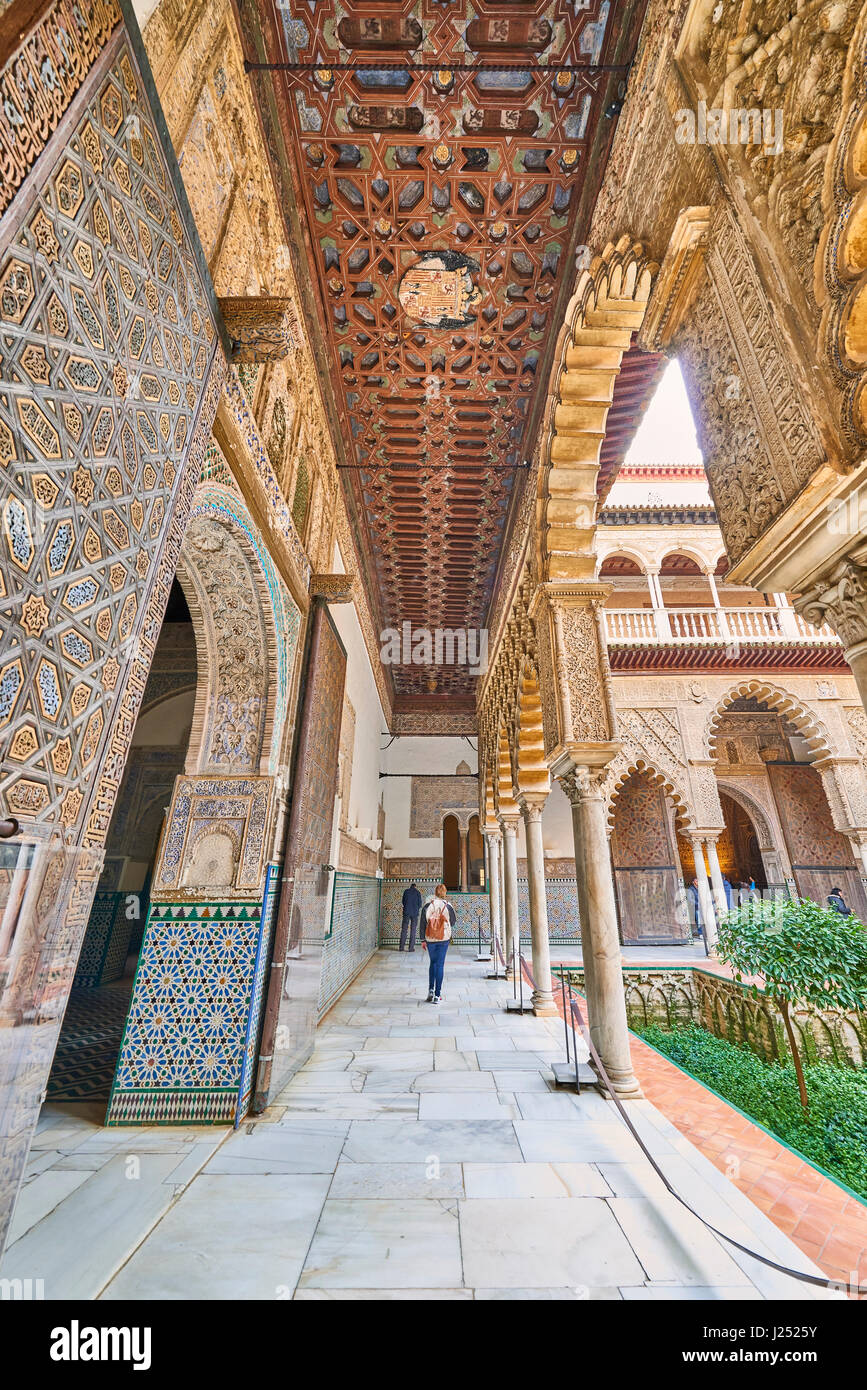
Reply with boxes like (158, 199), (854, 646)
(434, 996), (442, 1005)
(426, 991), (435, 1002)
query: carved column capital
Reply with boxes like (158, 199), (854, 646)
(498, 815), (520, 839)
(518, 795), (547, 824)
(556, 764), (598, 807)
(796, 556), (867, 651)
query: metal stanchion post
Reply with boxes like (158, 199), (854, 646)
(506, 942), (533, 1013)
(475, 911), (491, 963)
(552, 971), (595, 1088)
(560, 970), (570, 1064)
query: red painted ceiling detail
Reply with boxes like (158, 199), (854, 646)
(608, 645), (848, 672)
(239, 0), (645, 702)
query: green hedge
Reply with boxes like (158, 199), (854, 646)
(637, 1023), (867, 1200)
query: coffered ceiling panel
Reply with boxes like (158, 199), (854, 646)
(235, 0), (646, 704)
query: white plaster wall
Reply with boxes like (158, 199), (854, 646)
(132, 690), (195, 747)
(132, 0), (162, 33)
(540, 779), (574, 857)
(381, 736), (483, 856)
(329, 542), (388, 847)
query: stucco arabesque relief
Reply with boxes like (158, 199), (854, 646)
(585, 0), (861, 597)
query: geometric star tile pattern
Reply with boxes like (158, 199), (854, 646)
(0, 38), (217, 831)
(106, 901), (267, 1126)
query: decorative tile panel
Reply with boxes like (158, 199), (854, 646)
(319, 872), (381, 1015)
(378, 878), (582, 946)
(106, 899), (267, 1125)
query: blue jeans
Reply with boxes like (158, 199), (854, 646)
(426, 940), (449, 997)
(399, 914), (417, 950)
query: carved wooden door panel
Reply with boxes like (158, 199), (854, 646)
(611, 774), (690, 944)
(767, 764), (867, 919)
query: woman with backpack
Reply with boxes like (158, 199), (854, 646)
(421, 883), (456, 1004)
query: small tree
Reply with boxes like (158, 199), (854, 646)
(716, 897), (867, 1112)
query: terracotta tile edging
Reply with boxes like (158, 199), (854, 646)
(546, 961), (867, 1299)
(631, 1028), (867, 1213)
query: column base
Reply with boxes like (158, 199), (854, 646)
(603, 1073), (643, 1100)
(532, 997), (559, 1017)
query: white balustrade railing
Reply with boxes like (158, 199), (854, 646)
(604, 606), (840, 647)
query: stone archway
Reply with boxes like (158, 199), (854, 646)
(708, 682), (867, 917)
(176, 512), (272, 776)
(715, 778), (787, 893)
(105, 483), (295, 1128)
(537, 236), (657, 585)
(608, 764), (692, 945)
(705, 678), (835, 761)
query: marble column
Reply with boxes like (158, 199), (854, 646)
(563, 770), (640, 1097)
(460, 829), (469, 892)
(484, 828), (503, 958)
(690, 837), (718, 949)
(705, 836), (729, 921)
(500, 816), (520, 977)
(520, 798), (557, 1015)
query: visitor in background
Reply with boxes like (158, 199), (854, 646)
(722, 875), (734, 910)
(686, 877), (701, 937)
(828, 886), (853, 916)
(399, 881), (422, 952)
(421, 882), (456, 1004)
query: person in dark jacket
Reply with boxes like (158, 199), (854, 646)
(828, 887), (853, 916)
(399, 882), (422, 951)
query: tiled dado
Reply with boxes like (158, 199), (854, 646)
(73, 891), (135, 987)
(106, 865), (279, 1127)
(378, 879), (582, 945)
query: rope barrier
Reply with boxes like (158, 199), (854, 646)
(523, 957), (837, 1294)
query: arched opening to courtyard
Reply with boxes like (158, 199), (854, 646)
(43, 579), (197, 1106)
(709, 693), (867, 918)
(441, 814), (461, 892)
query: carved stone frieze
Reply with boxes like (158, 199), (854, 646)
(219, 297), (302, 361)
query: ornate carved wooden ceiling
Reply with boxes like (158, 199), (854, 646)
(236, 0), (646, 708)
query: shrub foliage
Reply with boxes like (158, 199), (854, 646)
(716, 898), (867, 1110)
(639, 1022), (867, 1199)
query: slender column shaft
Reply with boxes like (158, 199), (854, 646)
(565, 774), (640, 1096)
(844, 640), (867, 719)
(460, 830), (469, 892)
(500, 818), (520, 976)
(690, 837), (718, 949)
(484, 830), (503, 957)
(705, 837), (728, 921)
(521, 801), (556, 1015)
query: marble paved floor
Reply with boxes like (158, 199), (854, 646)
(0, 949), (836, 1300)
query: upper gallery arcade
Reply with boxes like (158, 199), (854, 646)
(0, 0), (867, 1262)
